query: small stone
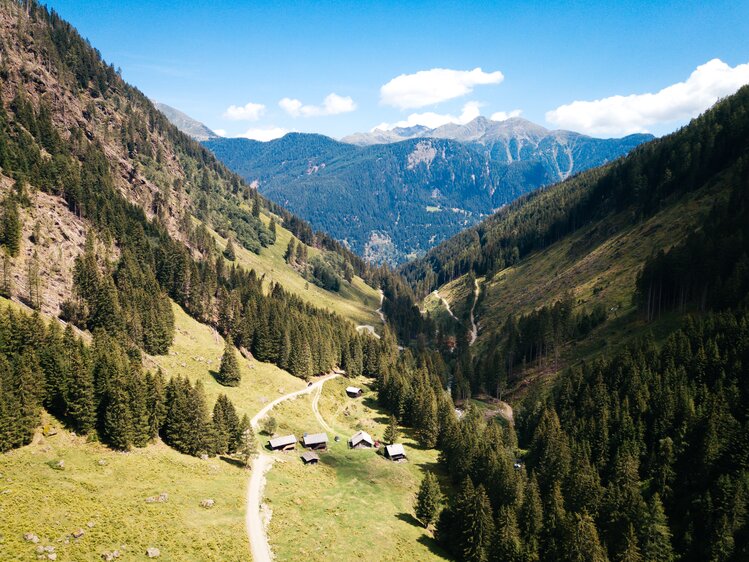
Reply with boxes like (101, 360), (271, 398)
(158, 492), (168, 502)
(24, 533), (40, 543)
(101, 553), (114, 562)
(44, 546), (55, 552)
(47, 554), (57, 561)
(36, 546), (45, 554)
(55, 460), (65, 470)
(200, 454), (209, 460)
(87, 521), (95, 528)
(146, 546), (160, 558)
(97, 460), (107, 466)
(73, 529), (85, 539)
(113, 550), (121, 558)
(145, 496), (157, 503)
(199, 499), (215, 508)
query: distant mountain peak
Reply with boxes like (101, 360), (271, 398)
(153, 102), (219, 141)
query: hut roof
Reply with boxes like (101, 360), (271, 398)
(385, 443), (406, 457)
(346, 386), (362, 394)
(349, 430), (374, 447)
(301, 451), (320, 463)
(268, 435), (297, 449)
(303, 432), (328, 446)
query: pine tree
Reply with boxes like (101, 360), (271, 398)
(0, 248), (12, 298)
(102, 368), (134, 450)
(565, 511), (608, 562)
(1, 194), (20, 257)
(145, 369), (167, 439)
(65, 334), (96, 434)
(414, 471), (442, 528)
(490, 505), (523, 562)
(224, 238), (236, 261)
(618, 524), (643, 562)
(239, 415), (256, 467)
(641, 494), (674, 562)
(284, 239), (296, 264)
(217, 336), (241, 387)
(462, 484), (495, 562)
(383, 414), (399, 445)
(27, 250), (41, 310)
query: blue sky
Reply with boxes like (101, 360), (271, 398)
(47, 0), (749, 140)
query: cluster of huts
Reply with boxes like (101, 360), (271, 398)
(265, 385), (407, 464)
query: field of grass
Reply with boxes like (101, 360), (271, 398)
(264, 376), (449, 561)
(0, 414), (248, 562)
(207, 212), (382, 329)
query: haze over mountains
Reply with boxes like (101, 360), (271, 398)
(153, 101), (219, 142)
(199, 116), (651, 262)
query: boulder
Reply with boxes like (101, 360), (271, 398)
(24, 533), (40, 543)
(72, 529), (85, 539)
(199, 499), (215, 508)
(146, 547), (160, 558)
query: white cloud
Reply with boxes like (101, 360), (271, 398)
(373, 101), (482, 131)
(238, 126), (288, 142)
(380, 67), (503, 109)
(546, 58), (749, 136)
(279, 93), (357, 117)
(490, 109), (523, 121)
(223, 101), (266, 121)
(213, 128), (227, 137)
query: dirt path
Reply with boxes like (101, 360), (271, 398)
(433, 290), (458, 321)
(246, 374), (340, 562)
(356, 290), (385, 338)
(469, 279), (480, 346)
(311, 383), (335, 434)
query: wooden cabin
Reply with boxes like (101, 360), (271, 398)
(301, 451), (320, 465)
(302, 432), (329, 451)
(348, 430), (374, 449)
(346, 386), (363, 398)
(384, 443), (407, 462)
(268, 435), (297, 451)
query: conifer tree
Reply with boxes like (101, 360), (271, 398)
(217, 336), (241, 387)
(284, 239), (296, 265)
(490, 505), (523, 562)
(1, 194), (20, 257)
(414, 471), (442, 528)
(462, 484), (495, 562)
(239, 416), (256, 467)
(224, 238), (236, 261)
(27, 250), (41, 310)
(145, 369), (167, 439)
(0, 248), (12, 298)
(102, 368), (134, 450)
(383, 414), (399, 445)
(565, 511), (608, 562)
(641, 494), (674, 562)
(618, 524), (643, 562)
(65, 333), (96, 434)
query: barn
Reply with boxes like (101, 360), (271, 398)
(348, 430), (374, 449)
(268, 435), (297, 451)
(346, 386), (363, 398)
(302, 432), (329, 450)
(301, 451), (320, 465)
(384, 443), (407, 461)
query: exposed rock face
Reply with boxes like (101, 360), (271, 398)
(154, 102), (218, 142)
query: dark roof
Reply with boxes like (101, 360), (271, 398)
(303, 432), (328, 446)
(301, 451), (320, 463)
(268, 435), (297, 448)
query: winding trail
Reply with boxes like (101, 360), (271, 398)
(433, 290), (458, 322)
(469, 279), (480, 346)
(246, 373), (340, 562)
(356, 290), (385, 339)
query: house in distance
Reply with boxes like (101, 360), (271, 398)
(348, 430), (374, 449)
(268, 435), (297, 451)
(384, 443), (407, 462)
(346, 386), (363, 398)
(302, 432), (329, 450)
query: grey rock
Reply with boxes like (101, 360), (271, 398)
(72, 529), (85, 538)
(24, 533), (40, 543)
(200, 499), (215, 508)
(146, 546), (160, 558)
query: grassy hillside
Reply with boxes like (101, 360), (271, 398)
(0, 414), (248, 562)
(265, 376), (449, 561)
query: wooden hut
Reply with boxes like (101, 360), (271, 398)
(268, 435), (297, 451)
(346, 386), (363, 398)
(384, 443), (407, 461)
(301, 451), (320, 465)
(302, 432), (329, 451)
(348, 430), (374, 449)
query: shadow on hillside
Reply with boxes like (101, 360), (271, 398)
(396, 512), (422, 528)
(416, 535), (452, 560)
(219, 455), (246, 468)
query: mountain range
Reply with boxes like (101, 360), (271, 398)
(153, 101), (219, 141)
(203, 119), (652, 263)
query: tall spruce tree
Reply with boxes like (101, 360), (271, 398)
(217, 336), (241, 387)
(383, 414), (399, 445)
(414, 471), (442, 528)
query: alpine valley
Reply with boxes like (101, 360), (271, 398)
(1, 1), (748, 562)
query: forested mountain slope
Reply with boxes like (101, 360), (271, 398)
(204, 126), (649, 263)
